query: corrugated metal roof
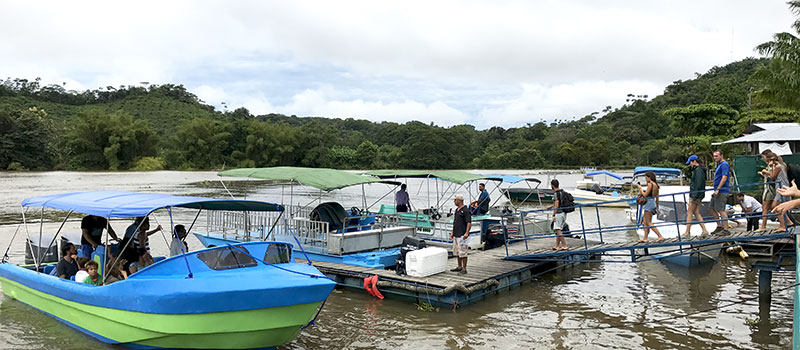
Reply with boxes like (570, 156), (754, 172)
(719, 125), (800, 144)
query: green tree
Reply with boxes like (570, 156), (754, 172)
(0, 107), (55, 170)
(65, 110), (158, 170)
(168, 118), (232, 169)
(664, 104), (739, 137)
(355, 140), (379, 169)
(752, 1), (800, 108)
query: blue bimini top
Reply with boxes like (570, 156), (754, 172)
(585, 170), (624, 180)
(21, 190), (283, 218)
(633, 167), (681, 177)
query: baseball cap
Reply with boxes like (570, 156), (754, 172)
(685, 154), (698, 164)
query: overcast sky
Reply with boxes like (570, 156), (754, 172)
(0, 1), (793, 128)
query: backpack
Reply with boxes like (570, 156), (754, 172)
(557, 190), (576, 213)
(787, 163), (800, 187)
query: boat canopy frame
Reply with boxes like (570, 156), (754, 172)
(6, 190), (288, 284)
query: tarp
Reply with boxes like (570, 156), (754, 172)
(219, 167), (398, 191)
(717, 124), (800, 144)
(366, 170), (501, 185)
(759, 142), (792, 155)
(21, 190), (283, 218)
(481, 174), (541, 184)
(633, 167), (681, 177)
(585, 170), (624, 180)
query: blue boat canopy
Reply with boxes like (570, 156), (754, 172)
(585, 170), (624, 180)
(21, 190), (283, 218)
(480, 174), (541, 184)
(633, 167), (681, 177)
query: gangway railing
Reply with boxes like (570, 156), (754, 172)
(499, 180), (797, 261)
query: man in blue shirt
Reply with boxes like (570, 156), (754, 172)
(476, 183), (490, 215)
(711, 150), (731, 233)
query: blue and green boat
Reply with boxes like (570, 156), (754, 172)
(0, 190), (335, 349)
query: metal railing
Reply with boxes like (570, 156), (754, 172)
(499, 180), (797, 259)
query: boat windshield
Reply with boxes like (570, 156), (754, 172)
(197, 246), (258, 270)
(264, 243), (292, 264)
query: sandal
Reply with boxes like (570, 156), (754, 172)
(559, 246), (569, 251)
(654, 237), (665, 242)
(638, 240), (648, 243)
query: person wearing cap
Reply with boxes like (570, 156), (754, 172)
(683, 155), (709, 237)
(449, 194), (471, 274)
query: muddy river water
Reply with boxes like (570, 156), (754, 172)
(0, 171), (792, 349)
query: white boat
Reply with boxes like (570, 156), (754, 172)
(572, 170), (631, 208)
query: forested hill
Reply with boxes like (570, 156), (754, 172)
(2, 57), (798, 171)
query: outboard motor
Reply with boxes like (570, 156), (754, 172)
(590, 183), (604, 195)
(25, 233), (59, 265)
(395, 236), (426, 275)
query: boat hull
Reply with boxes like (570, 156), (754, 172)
(0, 241), (335, 349)
(0, 276), (321, 349)
(503, 189), (554, 202)
(571, 189), (630, 208)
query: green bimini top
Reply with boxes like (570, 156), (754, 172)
(219, 167), (399, 192)
(366, 170), (502, 185)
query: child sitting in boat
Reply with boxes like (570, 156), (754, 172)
(129, 252), (154, 274)
(73, 257), (90, 282)
(104, 259), (128, 284)
(82, 260), (101, 286)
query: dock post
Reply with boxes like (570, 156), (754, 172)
(758, 269), (772, 304)
(595, 206), (603, 243)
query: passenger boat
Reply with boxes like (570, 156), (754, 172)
(0, 190), (335, 349)
(501, 178), (555, 203)
(571, 170), (631, 208)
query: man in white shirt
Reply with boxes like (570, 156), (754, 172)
(737, 193), (763, 232)
(169, 225), (189, 257)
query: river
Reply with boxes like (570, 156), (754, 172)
(0, 171), (792, 349)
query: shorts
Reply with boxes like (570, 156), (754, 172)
(452, 236), (469, 257)
(689, 198), (702, 206)
(710, 193), (729, 212)
(763, 184), (776, 201)
(642, 197), (657, 213)
(553, 212), (567, 231)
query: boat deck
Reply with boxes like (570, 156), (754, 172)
(298, 236), (598, 308)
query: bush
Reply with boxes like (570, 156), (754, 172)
(130, 157), (166, 171)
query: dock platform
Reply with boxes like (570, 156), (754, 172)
(299, 237), (598, 309)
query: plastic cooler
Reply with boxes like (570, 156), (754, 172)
(405, 247), (448, 277)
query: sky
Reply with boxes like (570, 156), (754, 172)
(0, 1), (794, 129)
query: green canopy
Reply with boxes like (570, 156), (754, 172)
(366, 170), (501, 185)
(219, 167), (398, 192)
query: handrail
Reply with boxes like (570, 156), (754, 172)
(500, 180), (796, 258)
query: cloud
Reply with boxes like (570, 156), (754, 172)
(0, 0), (795, 128)
(478, 80), (664, 127)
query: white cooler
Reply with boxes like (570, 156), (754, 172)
(405, 247), (448, 277)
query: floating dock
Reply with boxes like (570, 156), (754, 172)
(301, 228), (793, 308)
(299, 237), (599, 309)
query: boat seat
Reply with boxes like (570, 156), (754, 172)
(92, 245), (107, 278)
(378, 204), (397, 215)
(398, 213), (434, 228)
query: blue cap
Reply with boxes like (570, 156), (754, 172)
(685, 155), (698, 165)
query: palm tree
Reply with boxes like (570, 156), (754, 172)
(751, 1), (800, 108)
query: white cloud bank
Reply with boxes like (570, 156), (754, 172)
(0, 0), (794, 128)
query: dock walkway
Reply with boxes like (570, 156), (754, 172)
(300, 237), (596, 308)
(507, 228), (792, 262)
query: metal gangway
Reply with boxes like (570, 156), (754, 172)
(499, 181), (796, 263)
